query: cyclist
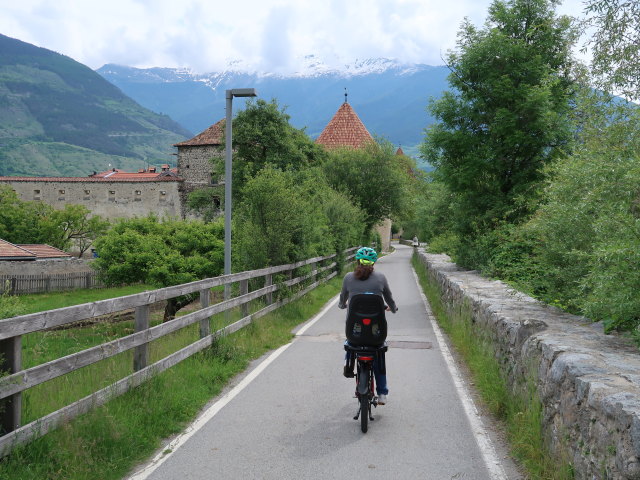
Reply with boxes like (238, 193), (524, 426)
(339, 246), (397, 405)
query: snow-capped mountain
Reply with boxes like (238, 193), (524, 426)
(97, 57), (450, 154)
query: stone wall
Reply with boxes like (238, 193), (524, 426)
(176, 145), (223, 219)
(4, 179), (182, 220)
(177, 145), (222, 186)
(417, 250), (640, 479)
(0, 258), (94, 275)
(375, 218), (392, 252)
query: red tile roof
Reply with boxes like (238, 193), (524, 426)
(0, 239), (72, 260)
(315, 102), (374, 150)
(396, 146), (405, 156)
(174, 119), (225, 147)
(0, 239), (36, 260)
(17, 244), (72, 259)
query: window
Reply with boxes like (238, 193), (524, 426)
(34, 189), (40, 195)
(58, 188), (65, 201)
(59, 189), (65, 195)
(160, 191), (166, 196)
(135, 190), (142, 195)
(33, 189), (41, 201)
(134, 190), (142, 201)
(109, 190), (116, 195)
(84, 189), (90, 195)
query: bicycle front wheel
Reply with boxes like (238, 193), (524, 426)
(360, 394), (369, 433)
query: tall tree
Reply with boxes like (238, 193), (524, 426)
(584, 0), (640, 101)
(223, 99), (327, 200)
(322, 141), (411, 232)
(421, 0), (576, 266)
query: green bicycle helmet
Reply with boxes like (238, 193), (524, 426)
(355, 247), (378, 265)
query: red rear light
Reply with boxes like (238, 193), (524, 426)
(363, 318), (371, 326)
(359, 356), (374, 361)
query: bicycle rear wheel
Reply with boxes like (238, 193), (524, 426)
(360, 395), (369, 433)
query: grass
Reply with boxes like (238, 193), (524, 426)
(14, 284), (154, 316)
(0, 276), (343, 480)
(411, 254), (574, 480)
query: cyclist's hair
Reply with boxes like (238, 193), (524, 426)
(354, 261), (374, 280)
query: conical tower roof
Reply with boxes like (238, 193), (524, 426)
(174, 119), (225, 147)
(315, 102), (373, 150)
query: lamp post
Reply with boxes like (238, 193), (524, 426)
(225, 88), (257, 300)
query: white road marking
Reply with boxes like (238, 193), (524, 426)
(127, 342), (291, 480)
(127, 294), (340, 480)
(411, 266), (509, 480)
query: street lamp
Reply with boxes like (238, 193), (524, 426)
(225, 88), (257, 300)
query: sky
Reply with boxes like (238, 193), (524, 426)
(0, 0), (589, 74)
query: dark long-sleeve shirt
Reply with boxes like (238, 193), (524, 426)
(338, 270), (397, 313)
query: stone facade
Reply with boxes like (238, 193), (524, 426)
(375, 218), (392, 252)
(0, 258), (93, 275)
(176, 144), (224, 219)
(177, 145), (222, 186)
(417, 249), (640, 479)
(2, 178), (182, 220)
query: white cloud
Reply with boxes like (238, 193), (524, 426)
(0, 0), (589, 72)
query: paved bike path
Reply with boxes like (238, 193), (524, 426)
(129, 244), (501, 479)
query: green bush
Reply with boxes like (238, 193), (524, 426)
(522, 100), (640, 333)
(0, 284), (24, 320)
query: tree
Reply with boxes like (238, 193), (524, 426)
(216, 99), (327, 201)
(45, 204), (110, 255)
(234, 167), (333, 270)
(0, 186), (53, 244)
(195, 99), (328, 219)
(584, 0), (640, 101)
(0, 187), (108, 255)
(322, 141), (411, 232)
(421, 0), (577, 267)
(522, 98), (640, 334)
(92, 217), (224, 321)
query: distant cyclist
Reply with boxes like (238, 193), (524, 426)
(339, 246), (397, 404)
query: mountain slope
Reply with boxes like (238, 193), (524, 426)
(97, 60), (450, 154)
(0, 34), (192, 177)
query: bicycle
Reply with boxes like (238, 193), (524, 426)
(345, 343), (388, 433)
(344, 293), (389, 433)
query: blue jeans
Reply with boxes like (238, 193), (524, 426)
(373, 355), (388, 395)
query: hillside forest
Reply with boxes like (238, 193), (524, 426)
(2, 0), (640, 345)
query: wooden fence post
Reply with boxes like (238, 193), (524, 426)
(199, 288), (210, 338)
(0, 336), (22, 434)
(133, 305), (149, 372)
(265, 274), (273, 305)
(240, 280), (249, 317)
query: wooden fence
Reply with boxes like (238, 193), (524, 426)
(0, 272), (104, 295)
(0, 248), (356, 457)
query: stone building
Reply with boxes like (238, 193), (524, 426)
(173, 119), (225, 218)
(0, 168), (183, 220)
(315, 100), (393, 252)
(0, 117), (227, 222)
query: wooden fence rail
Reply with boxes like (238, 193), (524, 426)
(0, 272), (104, 295)
(0, 248), (357, 457)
